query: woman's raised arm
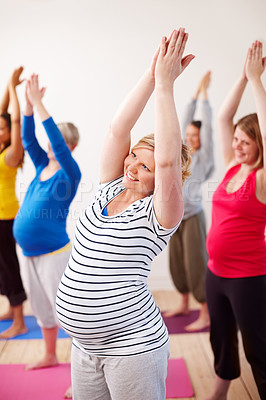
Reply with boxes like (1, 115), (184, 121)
(153, 28), (194, 228)
(246, 41), (266, 172)
(218, 53), (248, 167)
(100, 45), (162, 184)
(4, 67), (24, 167)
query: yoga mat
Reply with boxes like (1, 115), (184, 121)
(0, 359), (193, 399)
(0, 315), (69, 340)
(162, 310), (210, 334)
(166, 358), (194, 398)
(0, 364), (71, 400)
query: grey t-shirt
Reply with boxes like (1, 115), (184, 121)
(182, 99), (214, 220)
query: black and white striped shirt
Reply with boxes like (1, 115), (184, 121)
(56, 176), (179, 356)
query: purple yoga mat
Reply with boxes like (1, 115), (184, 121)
(162, 309), (210, 334)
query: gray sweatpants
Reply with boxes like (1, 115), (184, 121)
(71, 342), (169, 400)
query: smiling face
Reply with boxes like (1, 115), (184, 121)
(122, 147), (155, 197)
(185, 124), (201, 153)
(232, 126), (259, 166)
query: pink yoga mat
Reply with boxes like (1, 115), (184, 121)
(166, 358), (194, 398)
(0, 364), (71, 400)
(0, 358), (194, 399)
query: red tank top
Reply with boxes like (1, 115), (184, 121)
(207, 164), (266, 278)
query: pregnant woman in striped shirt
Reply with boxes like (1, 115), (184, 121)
(56, 28), (194, 400)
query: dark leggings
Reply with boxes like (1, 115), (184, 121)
(0, 219), (27, 306)
(206, 268), (266, 399)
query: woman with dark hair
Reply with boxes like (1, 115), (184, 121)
(205, 41), (266, 400)
(166, 71), (214, 331)
(0, 67), (27, 339)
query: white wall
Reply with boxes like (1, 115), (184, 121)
(1, 0), (266, 290)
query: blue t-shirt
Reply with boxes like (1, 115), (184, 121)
(13, 115), (81, 256)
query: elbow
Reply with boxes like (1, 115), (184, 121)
(155, 158), (176, 169)
(154, 147), (179, 169)
(108, 124), (119, 138)
(217, 111), (227, 123)
(109, 119), (129, 138)
(108, 125), (124, 141)
(218, 110), (233, 125)
(11, 118), (20, 124)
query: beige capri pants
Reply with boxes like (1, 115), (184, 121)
(21, 249), (71, 328)
(169, 210), (208, 303)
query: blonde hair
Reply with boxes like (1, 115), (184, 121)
(235, 113), (263, 169)
(132, 133), (192, 185)
(57, 122), (80, 146)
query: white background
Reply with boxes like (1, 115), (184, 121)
(1, 0), (265, 289)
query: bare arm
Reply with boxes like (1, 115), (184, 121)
(199, 70), (211, 101)
(0, 85), (9, 115)
(100, 46), (161, 184)
(218, 54), (248, 166)
(193, 70), (211, 101)
(5, 67), (24, 167)
(246, 41), (266, 172)
(153, 29), (194, 228)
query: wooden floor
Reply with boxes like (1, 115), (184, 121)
(0, 291), (260, 400)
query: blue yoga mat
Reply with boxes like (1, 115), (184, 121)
(0, 316), (69, 340)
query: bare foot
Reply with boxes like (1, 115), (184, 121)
(163, 293), (189, 317)
(25, 355), (58, 370)
(0, 323), (27, 339)
(185, 316), (210, 331)
(163, 307), (190, 318)
(185, 302), (210, 331)
(202, 376), (230, 400)
(64, 385), (72, 399)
